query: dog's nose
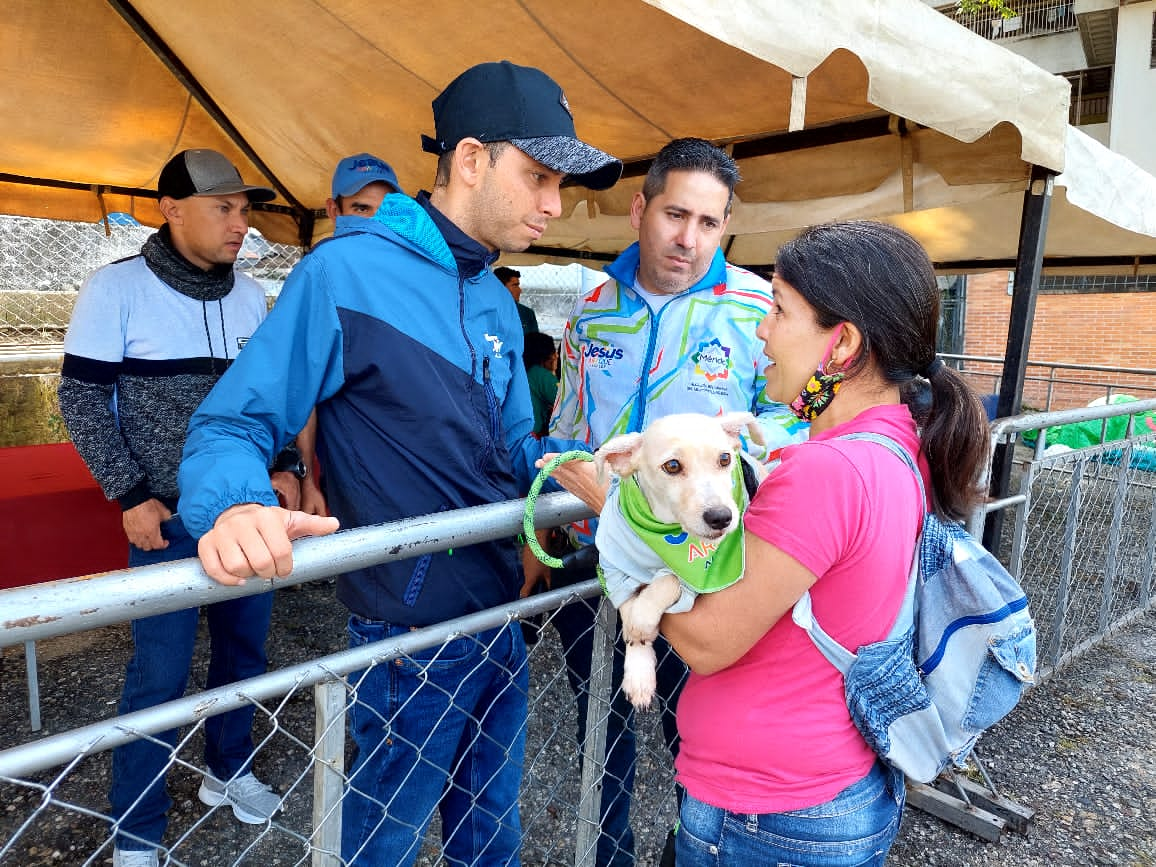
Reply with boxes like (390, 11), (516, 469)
(702, 507), (733, 531)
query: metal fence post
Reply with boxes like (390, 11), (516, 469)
(575, 597), (617, 867)
(312, 678), (347, 867)
(1098, 441), (1133, 635)
(1144, 487), (1156, 609)
(1049, 457), (1085, 667)
(23, 640), (41, 732)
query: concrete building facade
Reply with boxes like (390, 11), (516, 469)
(927, 0), (1156, 404)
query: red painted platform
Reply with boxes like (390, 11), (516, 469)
(0, 443), (127, 590)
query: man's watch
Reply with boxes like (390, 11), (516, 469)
(271, 450), (308, 480)
(283, 459), (308, 480)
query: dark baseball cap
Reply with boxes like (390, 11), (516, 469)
(158, 149), (276, 202)
(331, 153), (403, 199)
(421, 61), (622, 191)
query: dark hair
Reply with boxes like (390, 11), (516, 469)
(523, 331), (558, 370)
(434, 141), (509, 187)
(774, 221), (989, 521)
(493, 266), (521, 286)
(641, 138), (741, 216)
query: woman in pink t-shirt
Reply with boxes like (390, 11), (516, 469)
(661, 222), (990, 866)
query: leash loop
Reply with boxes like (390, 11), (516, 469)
(523, 450), (593, 568)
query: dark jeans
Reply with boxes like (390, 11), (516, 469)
(111, 516), (274, 850)
(551, 557), (687, 867)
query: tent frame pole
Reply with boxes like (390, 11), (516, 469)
(104, 0), (312, 244)
(982, 164), (1055, 552)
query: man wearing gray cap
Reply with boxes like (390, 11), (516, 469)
(58, 149), (292, 867)
(178, 62), (620, 865)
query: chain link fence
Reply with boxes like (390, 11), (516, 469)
(987, 405), (1156, 677)
(0, 495), (683, 867)
(4, 218), (1156, 864)
(0, 215), (303, 447)
(0, 214), (302, 348)
(4, 398), (1156, 864)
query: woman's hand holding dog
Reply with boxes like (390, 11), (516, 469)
(197, 503), (339, 586)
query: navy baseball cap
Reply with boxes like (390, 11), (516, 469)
(331, 153), (403, 199)
(421, 61), (622, 191)
(158, 149), (276, 202)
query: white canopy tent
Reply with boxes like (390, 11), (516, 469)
(5, 0), (1156, 533)
(3, 0), (1075, 254)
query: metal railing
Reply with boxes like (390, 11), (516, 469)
(944, 352), (1156, 412)
(968, 399), (1156, 681)
(940, 1), (1077, 42)
(4, 398), (1156, 863)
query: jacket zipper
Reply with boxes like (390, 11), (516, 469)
(458, 271), (500, 451)
(628, 296), (664, 433)
(482, 356), (501, 443)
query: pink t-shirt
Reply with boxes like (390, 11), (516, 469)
(674, 404), (929, 813)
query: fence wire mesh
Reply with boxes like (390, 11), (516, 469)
(0, 581), (679, 867)
(0, 215), (302, 347)
(1007, 430), (1156, 675)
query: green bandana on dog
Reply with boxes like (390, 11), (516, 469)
(615, 462), (747, 594)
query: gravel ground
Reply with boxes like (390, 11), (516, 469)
(2, 581), (1155, 866)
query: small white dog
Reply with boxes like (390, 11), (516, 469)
(594, 412), (763, 709)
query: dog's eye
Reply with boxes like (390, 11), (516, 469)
(719, 453), (733, 468)
(661, 459), (682, 475)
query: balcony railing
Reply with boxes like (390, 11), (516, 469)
(940, 1), (1078, 42)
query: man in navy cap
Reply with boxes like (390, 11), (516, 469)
(179, 62), (620, 865)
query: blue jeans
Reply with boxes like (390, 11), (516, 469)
(110, 516), (274, 850)
(675, 762), (905, 867)
(341, 618), (529, 867)
(551, 586), (687, 867)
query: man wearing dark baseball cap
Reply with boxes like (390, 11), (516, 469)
(422, 59), (621, 191)
(59, 147), (286, 867)
(180, 63), (621, 866)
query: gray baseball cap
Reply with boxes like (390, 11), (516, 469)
(158, 149), (276, 202)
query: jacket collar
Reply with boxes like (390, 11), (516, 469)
(605, 242), (728, 296)
(415, 191), (498, 279)
(334, 191), (498, 279)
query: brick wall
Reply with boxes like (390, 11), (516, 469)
(961, 271), (1156, 410)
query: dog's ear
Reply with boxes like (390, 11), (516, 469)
(595, 433), (644, 481)
(717, 411), (758, 447)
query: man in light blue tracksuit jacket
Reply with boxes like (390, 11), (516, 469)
(178, 61), (621, 866)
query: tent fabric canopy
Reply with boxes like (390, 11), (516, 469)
(525, 125), (1156, 273)
(3, 0), (1152, 269)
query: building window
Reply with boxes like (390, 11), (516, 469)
(1151, 12), (1156, 68)
(1039, 275), (1156, 295)
(1061, 67), (1112, 125)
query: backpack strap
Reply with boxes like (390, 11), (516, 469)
(834, 432), (927, 514)
(791, 431), (925, 670)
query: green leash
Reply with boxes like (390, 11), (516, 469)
(522, 450), (594, 568)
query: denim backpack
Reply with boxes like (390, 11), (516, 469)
(791, 432), (1037, 783)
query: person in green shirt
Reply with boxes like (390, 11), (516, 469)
(523, 330), (559, 436)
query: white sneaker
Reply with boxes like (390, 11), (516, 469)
(197, 771), (282, 824)
(113, 849), (160, 867)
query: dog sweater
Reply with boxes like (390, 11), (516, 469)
(596, 463), (747, 613)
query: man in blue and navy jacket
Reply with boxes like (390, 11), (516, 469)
(178, 61), (620, 866)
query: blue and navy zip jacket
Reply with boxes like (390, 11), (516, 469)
(179, 192), (583, 625)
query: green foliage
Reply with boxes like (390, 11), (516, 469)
(957, 0), (1017, 18)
